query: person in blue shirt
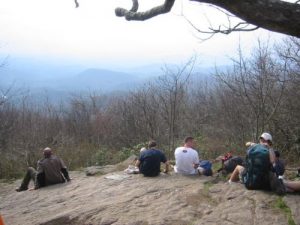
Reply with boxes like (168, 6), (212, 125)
(135, 140), (169, 177)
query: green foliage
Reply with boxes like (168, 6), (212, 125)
(118, 142), (146, 161)
(195, 135), (219, 160)
(203, 181), (214, 193)
(0, 157), (24, 179)
(93, 149), (111, 166)
(274, 197), (296, 225)
(88, 142), (147, 167)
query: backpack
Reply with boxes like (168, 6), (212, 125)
(224, 156), (244, 173)
(243, 144), (271, 190)
(199, 160), (213, 176)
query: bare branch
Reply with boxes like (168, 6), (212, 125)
(130, 0), (139, 12)
(74, 0), (79, 8)
(115, 0), (175, 21)
(209, 22), (259, 34)
(183, 14), (258, 41)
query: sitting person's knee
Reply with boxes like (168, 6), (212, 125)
(236, 165), (244, 172)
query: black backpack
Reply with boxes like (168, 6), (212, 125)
(224, 156), (244, 173)
(243, 144), (271, 190)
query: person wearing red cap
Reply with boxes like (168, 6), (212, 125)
(16, 147), (70, 192)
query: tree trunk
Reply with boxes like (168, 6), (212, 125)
(194, 0), (300, 37)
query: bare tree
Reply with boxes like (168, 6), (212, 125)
(215, 40), (287, 142)
(154, 60), (195, 156)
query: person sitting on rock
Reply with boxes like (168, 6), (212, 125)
(135, 140), (169, 177)
(228, 133), (276, 184)
(16, 147), (71, 192)
(174, 136), (203, 175)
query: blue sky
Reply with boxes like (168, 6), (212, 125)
(0, 0), (287, 70)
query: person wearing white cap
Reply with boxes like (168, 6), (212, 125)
(258, 132), (276, 165)
(260, 132), (272, 142)
(16, 147), (71, 192)
(228, 132), (276, 184)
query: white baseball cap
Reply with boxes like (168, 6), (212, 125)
(260, 133), (272, 142)
(43, 147), (52, 151)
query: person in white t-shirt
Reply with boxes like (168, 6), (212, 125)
(174, 136), (200, 175)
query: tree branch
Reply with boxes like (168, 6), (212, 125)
(183, 14), (259, 41)
(115, 0), (175, 21)
(115, 0), (300, 37)
(74, 0), (79, 8)
(191, 0), (300, 38)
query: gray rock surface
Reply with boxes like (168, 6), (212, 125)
(85, 155), (137, 176)
(284, 195), (300, 224)
(0, 170), (299, 225)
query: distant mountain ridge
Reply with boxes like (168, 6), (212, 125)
(62, 68), (141, 91)
(0, 65), (142, 92)
(0, 57), (227, 103)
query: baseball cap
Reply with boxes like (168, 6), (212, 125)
(260, 132), (272, 142)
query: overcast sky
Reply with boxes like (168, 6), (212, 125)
(0, 0), (287, 69)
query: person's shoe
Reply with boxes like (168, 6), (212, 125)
(15, 186), (28, 192)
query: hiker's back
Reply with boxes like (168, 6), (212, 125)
(38, 155), (65, 185)
(174, 147), (199, 175)
(139, 149), (166, 177)
(243, 144), (271, 190)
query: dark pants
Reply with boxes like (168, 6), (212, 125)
(20, 167), (37, 190)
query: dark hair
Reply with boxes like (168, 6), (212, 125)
(148, 140), (157, 148)
(184, 136), (194, 143)
(274, 150), (280, 158)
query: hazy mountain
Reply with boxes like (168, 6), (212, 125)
(59, 68), (141, 91)
(0, 56), (228, 103)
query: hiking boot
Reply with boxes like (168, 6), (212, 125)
(15, 186), (28, 192)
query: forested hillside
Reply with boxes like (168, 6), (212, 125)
(0, 38), (299, 179)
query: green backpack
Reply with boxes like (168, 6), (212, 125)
(243, 144), (271, 190)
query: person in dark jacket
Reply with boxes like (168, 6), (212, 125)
(16, 147), (70, 192)
(136, 140), (169, 177)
